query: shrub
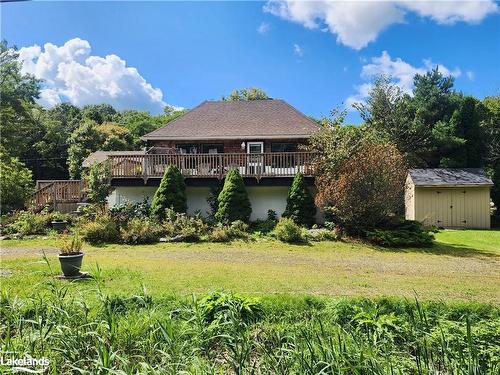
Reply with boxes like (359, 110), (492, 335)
(80, 216), (120, 244)
(163, 209), (207, 242)
(206, 184), (222, 223)
(316, 142), (407, 232)
(209, 220), (250, 242)
(215, 169), (251, 223)
(150, 165), (187, 220)
(198, 291), (263, 324)
(250, 210), (278, 234)
(283, 173), (316, 227)
(365, 220), (435, 247)
(120, 218), (163, 244)
(0, 150), (34, 213)
(6, 210), (52, 235)
(83, 162), (111, 204)
(109, 200), (150, 227)
(272, 217), (306, 243)
(307, 228), (340, 241)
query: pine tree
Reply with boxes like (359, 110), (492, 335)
(150, 165), (187, 220)
(283, 172), (316, 227)
(215, 169), (251, 223)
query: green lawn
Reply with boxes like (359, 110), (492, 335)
(1, 230), (499, 303)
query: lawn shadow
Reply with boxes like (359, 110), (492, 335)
(370, 241), (499, 258)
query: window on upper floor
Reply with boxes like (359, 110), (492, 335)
(271, 143), (297, 152)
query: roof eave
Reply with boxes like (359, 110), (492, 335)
(414, 183), (494, 188)
(141, 134), (314, 141)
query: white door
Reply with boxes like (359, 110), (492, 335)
(247, 142), (264, 175)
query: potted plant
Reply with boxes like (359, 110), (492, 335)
(58, 235), (84, 277)
(51, 212), (69, 232)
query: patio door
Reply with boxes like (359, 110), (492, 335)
(247, 142), (263, 176)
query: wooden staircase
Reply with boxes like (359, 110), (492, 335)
(28, 180), (86, 213)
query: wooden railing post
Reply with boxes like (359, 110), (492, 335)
(218, 154), (223, 179)
(142, 155), (148, 183)
(52, 183), (56, 211)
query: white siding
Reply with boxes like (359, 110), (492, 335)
(108, 185), (323, 223)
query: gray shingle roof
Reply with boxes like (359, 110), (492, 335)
(141, 99), (320, 140)
(82, 150), (145, 168)
(408, 168), (493, 186)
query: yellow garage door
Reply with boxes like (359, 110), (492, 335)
(429, 189), (466, 228)
(417, 187), (490, 229)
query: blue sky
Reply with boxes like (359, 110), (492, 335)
(2, 1), (499, 123)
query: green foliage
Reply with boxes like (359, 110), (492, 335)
(0, 148), (34, 212)
(317, 142), (407, 231)
(0, 42), (40, 158)
(481, 96), (500, 209)
(5, 210), (50, 235)
(80, 216), (120, 244)
(208, 220), (250, 242)
(83, 162), (111, 204)
(307, 228), (341, 242)
(215, 169), (251, 223)
(365, 220), (435, 247)
(283, 172), (316, 227)
(120, 218), (163, 244)
(59, 234), (83, 255)
(67, 120), (102, 179)
(119, 109), (187, 147)
(108, 200), (150, 227)
(356, 69), (491, 169)
(198, 291), (263, 324)
(81, 103), (117, 124)
(272, 217), (306, 243)
(206, 184), (223, 222)
(222, 87), (269, 101)
(96, 122), (134, 151)
(2, 290), (497, 374)
(250, 210), (278, 234)
(150, 165), (187, 220)
(163, 209), (208, 242)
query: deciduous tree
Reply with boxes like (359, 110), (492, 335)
(316, 142), (407, 231)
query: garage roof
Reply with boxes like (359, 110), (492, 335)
(409, 168), (493, 187)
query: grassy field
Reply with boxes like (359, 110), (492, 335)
(1, 229), (499, 303)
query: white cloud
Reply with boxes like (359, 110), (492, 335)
(346, 51), (461, 108)
(257, 22), (271, 34)
(466, 70), (475, 81)
(293, 43), (303, 57)
(18, 38), (169, 113)
(264, 0), (498, 49)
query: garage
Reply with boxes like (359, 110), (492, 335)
(405, 169), (493, 229)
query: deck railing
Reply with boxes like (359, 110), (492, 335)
(28, 180), (86, 212)
(109, 152), (316, 179)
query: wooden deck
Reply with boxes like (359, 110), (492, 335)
(28, 180), (86, 212)
(109, 152), (316, 179)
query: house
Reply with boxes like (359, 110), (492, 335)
(405, 168), (493, 229)
(101, 99), (321, 220)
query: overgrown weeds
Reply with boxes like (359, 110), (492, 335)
(1, 287), (498, 374)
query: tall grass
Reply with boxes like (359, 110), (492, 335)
(0, 281), (498, 374)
